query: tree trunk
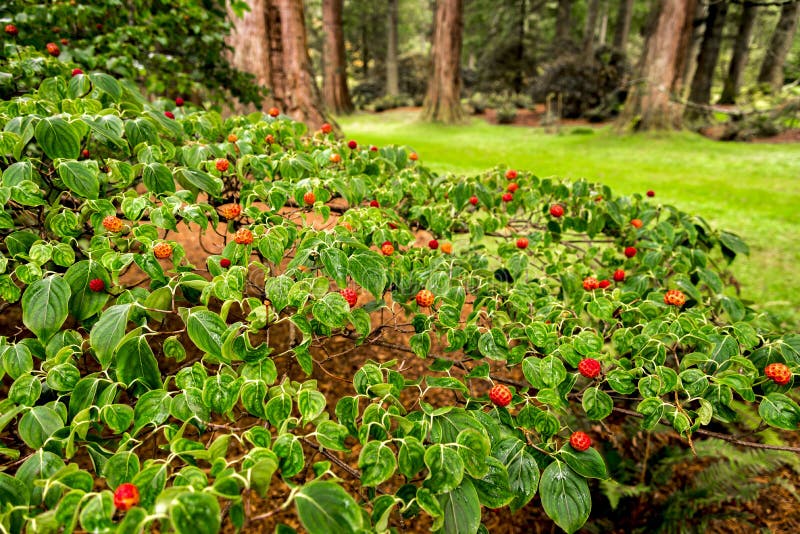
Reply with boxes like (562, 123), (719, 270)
(386, 0), (400, 96)
(513, 0), (526, 93)
(227, 0), (271, 91)
(758, 0), (800, 92)
(598, 0), (609, 45)
(554, 0), (572, 43)
(583, 0), (601, 56)
(718, 2), (758, 104)
(612, 0), (634, 51)
(685, 0), (728, 121)
(617, 0), (696, 131)
(674, 0), (702, 98)
(422, 0), (464, 123)
(322, 0), (353, 114)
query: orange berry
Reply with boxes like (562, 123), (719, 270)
(234, 227), (253, 245)
(227, 134), (238, 143)
(440, 243), (453, 254)
(153, 242), (173, 259)
(102, 215), (123, 232)
(268, 107), (280, 117)
(381, 243), (394, 256)
(215, 159), (230, 172)
(663, 289), (686, 307)
(303, 191), (316, 205)
(330, 153), (341, 163)
(631, 218), (643, 229)
(218, 204), (242, 219)
(415, 289), (434, 307)
(488, 384), (512, 407)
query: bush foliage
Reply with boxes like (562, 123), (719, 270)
(2, 35), (800, 534)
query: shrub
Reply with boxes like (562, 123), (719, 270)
(1, 45), (800, 534)
(495, 102), (518, 124)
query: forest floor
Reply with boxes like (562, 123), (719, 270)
(338, 108), (800, 329)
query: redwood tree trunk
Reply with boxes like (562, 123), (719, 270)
(554, 0), (572, 44)
(386, 0), (400, 96)
(227, 0), (271, 90)
(758, 0), (800, 92)
(322, 0), (353, 114)
(718, 2), (758, 104)
(612, 0), (634, 51)
(422, 0), (465, 123)
(617, 0), (696, 130)
(685, 0), (728, 121)
(583, 0), (601, 56)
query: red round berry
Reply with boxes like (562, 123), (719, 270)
(663, 289), (686, 307)
(347, 140), (357, 149)
(469, 195), (479, 206)
(516, 238), (528, 249)
(5, 24), (18, 36)
(583, 276), (600, 291)
(502, 192), (513, 202)
(220, 258), (231, 268)
(631, 218), (643, 228)
(164, 111), (175, 119)
(409, 152), (418, 161)
(102, 215), (123, 232)
(646, 190), (655, 197)
(381, 243), (394, 256)
(613, 269), (625, 282)
(507, 182), (519, 193)
(429, 239), (439, 250)
(88, 278), (105, 292)
(624, 246), (637, 258)
(488, 384), (512, 407)
(340, 288), (358, 308)
(175, 97), (184, 107)
(416, 289), (434, 307)
(81, 149), (90, 158)
(215, 158), (229, 172)
(320, 123), (333, 134)
(598, 279), (610, 289)
(578, 358), (601, 378)
(569, 431), (592, 452)
(46, 42), (60, 56)
(72, 68), (83, 77)
(369, 199), (380, 208)
(505, 169), (517, 180)
(765, 363), (791, 385)
(303, 191), (316, 205)
(550, 204), (564, 217)
(234, 228), (253, 245)
(370, 145), (378, 152)
(268, 107), (280, 117)
(113, 483), (140, 511)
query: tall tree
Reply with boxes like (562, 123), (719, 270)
(583, 0), (601, 55)
(554, 0), (572, 44)
(423, 0), (465, 123)
(758, 0), (800, 92)
(685, 0), (728, 121)
(612, 0), (634, 51)
(618, 0), (697, 130)
(228, 0), (328, 129)
(322, 0), (353, 114)
(718, 2), (758, 104)
(386, 0), (400, 96)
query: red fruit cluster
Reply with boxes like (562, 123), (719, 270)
(102, 215), (123, 232)
(416, 289), (434, 307)
(153, 242), (172, 259)
(488, 384), (512, 407)
(550, 204), (564, 218)
(46, 42), (60, 56)
(381, 243), (394, 256)
(113, 483), (140, 511)
(268, 107), (280, 117)
(501, 192), (513, 202)
(218, 204), (241, 219)
(234, 228), (253, 245)
(613, 269), (625, 282)
(570, 431), (592, 451)
(507, 182), (519, 193)
(347, 140), (358, 149)
(469, 195), (479, 206)
(5, 24), (18, 36)
(215, 158), (229, 172)
(72, 68), (83, 77)
(164, 111), (175, 119)
(583, 277), (599, 291)
(631, 218), (643, 229)
(88, 278), (105, 292)
(663, 289), (686, 307)
(340, 288), (358, 308)
(429, 239), (439, 250)
(516, 237), (528, 249)
(505, 169), (517, 180)
(369, 199), (380, 208)
(765, 363), (792, 385)
(175, 97), (184, 107)
(320, 123), (333, 134)
(578, 358), (601, 378)
(303, 191), (316, 205)
(220, 258), (231, 268)
(598, 279), (610, 289)
(624, 246), (637, 258)
(265, 134), (275, 144)
(227, 134), (238, 143)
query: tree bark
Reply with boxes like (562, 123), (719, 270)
(386, 0), (400, 96)
(685, 0), (728, 121)
(617, 0), (696, 131)
(422, 0), (465, 123)
(554, 0), (572, 44)
(612, 0), (634, 51)
(718, 2), (758, 104)
(322, 0), (353, 114)
(227, 0), (271, 90)
(583, 0), (601, 56)
(513, 0), (526, 93)
(758, 0), (800, 92)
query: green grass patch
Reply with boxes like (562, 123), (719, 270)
(339, 110), (800, 327)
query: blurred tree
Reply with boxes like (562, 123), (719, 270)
(554, 0), (573, 44)
(423, 0), (465, 122)
(618, 0), (697, 130)
(685, 0), (728, 121)
(387, 0), (400, 95)
(758, 0), (800, 92)
(612, 0), (634, 52)
(718, 1), (758, 104)
(323, 0), (353, 113)
(583, 0), (601, 55)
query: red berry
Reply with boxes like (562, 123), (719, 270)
(175, 97), (184, 107)
(164, 111), (175, 119)
(320, 123), (333, 134)
(409, 152), (418, 161)
(60, 38), (69, 45)
(88, 278), (105, 292)
(429, 239), (439, 250)
(303, 191), (316, 205)
(220, 258), (231, 268)
(502, 192), (513, 202)
(550, 204), (564, 217)
(265, 134), (275, 144)
(234, 228), (253, 245)
(516, 238), (528, 249)
(102, 215), (123, 232)
(388, 222), (397, 229)
(416, 289), (434, 307)
(578, 358), (601, 378)
(46, 42), (60, 57)
(598, 279), (610, 289)
(348, 140), (357, 149)
(5, 24), (18, 36)
(440, 242), (452, 254)
(583, 277), (600, 291)
(268, 107), (280, 117)
(488, 384), (512, 407)
(369, 200), (380, 208)
(624, 246), (637, 258)
(569, 431), (592, 452)
(370, 145), (378, 152)
(215, 158), (229, 172)
(631, 218), (643, 229)
(153, 242), (173, 259)
(663, 289), (686, 307)
(381, 243), (394, 256)
(505, 169), (517, 180)
(646, 190), (655, 197)
(113, 483), (140, 511)
(613, 269), (625, 282)
(218, 204), (241, 219)
(330, 153), (341, 163)
(507, 182), (519, 193)
(765, 363), (792, 385)
(228, 134), (238, 143)
(340, 288), (358, 308)
(81, 149), (90, 158)
(469, 195), (479, 206)
(72, 68), (83, 77)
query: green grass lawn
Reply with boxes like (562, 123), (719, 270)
(339, 110), (800, 328)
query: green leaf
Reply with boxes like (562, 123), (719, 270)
(22, 276), (71, 341)
(115, 330), (162, 390)
(79, 491), (114, 533)
(133, 389), (172, 432)
(493, 437), (539, 512)
(759, 393), (800, 430)
(298, 389), (327, 423)
(316, 421), (349, 451)
(35, 117), (81, 160)
(142, 162), (176, 194)
(472, 455), (514, 509)
(312, 293), (350, 328)
(349, 251), (387, 299)
(57, 160), (100, 199)
(18, 406), (64, 449)
(320, 247), (349, 287)
(358, 441), (397, 487)
(424, 444), (464, 494)
(436, 478), (481, 534)
(89, 73), (122, 100)
(560, 445), (608, 479)
(64, 260), (109, 321)
(456, 428), (490, 478)
(540, 461), (591, 534)
(478, 328), (509, 360)
(169, 492), (221, 534)
(186, 309), (227, 360)
(582, 387), (614, 420)
(398, 436), (426, 478)
(177, 168), (223, 198)
(295, 481), (364, 534)
(89, 304), (131, 368)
